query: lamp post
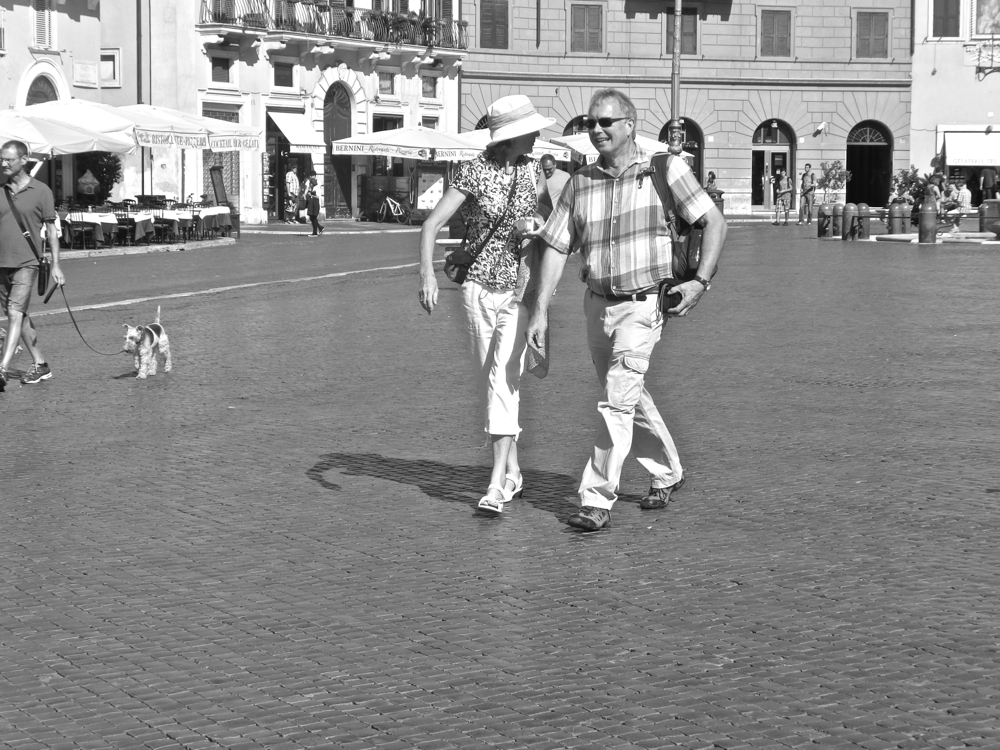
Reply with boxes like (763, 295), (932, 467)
(667, 0), (684, 156)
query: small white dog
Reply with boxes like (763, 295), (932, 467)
(123, 306), (172, 379)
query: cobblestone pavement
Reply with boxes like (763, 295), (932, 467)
(2, 225), (1000, 749)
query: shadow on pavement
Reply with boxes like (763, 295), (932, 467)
(307, 452), (580, 520)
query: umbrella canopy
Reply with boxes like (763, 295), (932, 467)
(126, 105), (261, 152)
(118, 105), (211, 149)
(454, 130), (573, 162)
(24, 99), (208, 149)
(0, 110), (136, 156)
(551, 133), (691, 165)
(330, 126), (481, 162)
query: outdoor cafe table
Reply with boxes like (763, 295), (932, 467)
(130, 211), (156, 243)
(59, 211), (118, 246)
(194, 206), (232, 236)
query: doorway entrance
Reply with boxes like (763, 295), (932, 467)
(846, 121), (892, 206)
(751, 120), (795, 210)
(323, 84), (353, 219)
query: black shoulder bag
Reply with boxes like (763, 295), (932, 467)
(647, 153), (717, 314)
(443, 167), (521, 284)
(3, 186), (52, 301)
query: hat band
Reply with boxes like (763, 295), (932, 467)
(489, 103), (538, 131)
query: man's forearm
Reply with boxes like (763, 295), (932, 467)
(532, 244), (569, 315)
(697, 208), (726, 280)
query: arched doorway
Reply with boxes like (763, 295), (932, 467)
(846, 121), (892, 206)
(563, 116), (588, 137)
(474, 115), (488, 130)
(752, 120), (795, 209)
(658, 118), (704, 183)
(324, 84), (352, 218)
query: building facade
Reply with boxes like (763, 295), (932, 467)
(459, 0), (913, 211)
(193, 0), (468, 223)
(911, 0), (1000, 202)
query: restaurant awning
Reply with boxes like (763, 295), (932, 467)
(943, 132), (1000, 167)
(269, 113), (326, 155)
(1, 110), (136, 156)
(130, 105), (261, 152)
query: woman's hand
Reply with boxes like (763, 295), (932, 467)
(419, 270), (439, 314)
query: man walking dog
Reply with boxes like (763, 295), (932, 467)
(0, 140), (65, 391)
(526, 90), (726, 531)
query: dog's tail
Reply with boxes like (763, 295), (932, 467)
(155, 305), (161, 324)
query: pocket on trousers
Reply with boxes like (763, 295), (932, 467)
(608, 355), (649, 409)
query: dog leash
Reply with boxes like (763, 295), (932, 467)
(49, 284), (125, 357)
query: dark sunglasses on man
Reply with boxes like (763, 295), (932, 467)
(583, 116), (630, 130)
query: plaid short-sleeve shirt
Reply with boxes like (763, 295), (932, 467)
(539, 144), (715, 296)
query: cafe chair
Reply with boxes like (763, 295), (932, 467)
(66, 213), (96, 250)
(113, 205), (136, 246)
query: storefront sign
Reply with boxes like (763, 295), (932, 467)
(211, 135), (261, 152)
(135, 131), (211, 149)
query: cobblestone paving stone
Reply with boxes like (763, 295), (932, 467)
(2, 225), (999, 749)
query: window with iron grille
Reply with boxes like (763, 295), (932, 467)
(211, 57), (231, 84)
(932, 0), (960, 37)
(421, 75), (437, 99)
(480, 0), (508, 49)
(570, 4), (602, 53)
(856, 11), (888, 58)
(32, 0), (54, 49)
(274, 63), (294, 88)
(202, 108), (241, 207)
(760, 9), (791, 57)
(378, 72), (395, 95)
(666, 8), (697, 55)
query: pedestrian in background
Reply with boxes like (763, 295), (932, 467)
(304, 171), (323, 237)
(526, 89), (727, 532)
(773, 169), (792, 225)
(284, 164), (300, 224)
(539, 154), (570, 216)
(417, 95), (551, 515)
(0, 140), (66, 391)
(704, 171), (717, 192)
(980, 165), (997, 200)
(797, 163), (815, 225)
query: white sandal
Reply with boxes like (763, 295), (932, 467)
(477, 484), (506, 515)
(504, 472), (523, 501)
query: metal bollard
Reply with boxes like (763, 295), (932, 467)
(856, 203), (870, 240)
(888, 203), (905, 234)
(918, 201), (938, 244)
(842, 203), (858, 240)
(831, 203), (844, 238)
(817, 204), (831, 238)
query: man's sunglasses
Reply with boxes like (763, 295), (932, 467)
(583, 116), (630, 130)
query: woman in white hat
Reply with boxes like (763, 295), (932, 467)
(418, 95), (555, 516)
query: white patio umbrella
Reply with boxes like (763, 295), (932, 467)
(551, 133), (693, 164)
(123, 105), (261, 152)
(0, 110), (136, 156)
(330, 125), (481, 162)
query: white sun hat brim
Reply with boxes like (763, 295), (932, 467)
(487, 112), (557, 145)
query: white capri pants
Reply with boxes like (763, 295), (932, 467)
(461, 280), (528, 438)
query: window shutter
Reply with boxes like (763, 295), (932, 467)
(373, 0), (382, 10)
(760, 10), (774, 57)
(587, 5), (601, 53)
(495, 0), (507, 47)
(666, 13), (673, 54)
(571, 5), (585, 52)
(857, 12), (871, 57)
(398, 0), (408, 13)
(681, 11), (696, 54)
(933, 0), (960, 37)
(33, 0), (52, 48)
(775, 11), (790, 57)
(480, 0), (493, 47)
(872, 12), (888, 57)
(441, 0), (452, 19)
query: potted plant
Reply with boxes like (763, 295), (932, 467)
(816, 160), (852, 203)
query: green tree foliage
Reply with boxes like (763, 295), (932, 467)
(816, 160), (852, 201)
(74, 152), (123, 205)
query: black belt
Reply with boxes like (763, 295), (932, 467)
(590, 288), (656, 303)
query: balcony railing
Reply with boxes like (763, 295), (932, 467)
(200, 1), (468, 49)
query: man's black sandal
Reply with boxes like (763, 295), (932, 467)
(639, 476), (685, 510)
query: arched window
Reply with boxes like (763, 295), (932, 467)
(474, 115), (489, 130)
(753, 121), (791, 145)
(563, 116), (588, 136)
(26, 76), (58, 106)
(658, 118), (704, 183)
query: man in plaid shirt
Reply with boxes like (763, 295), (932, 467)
(527, 89), (727, 531)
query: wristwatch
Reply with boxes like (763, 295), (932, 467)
(694, 275), (712, 291)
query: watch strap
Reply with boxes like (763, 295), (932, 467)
(694, 275), (711, 290)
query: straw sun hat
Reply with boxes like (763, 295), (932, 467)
(486, 95), (556, 145)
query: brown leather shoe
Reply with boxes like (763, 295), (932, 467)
(567, 506), (611, 531)
(639, 476), (685, 510)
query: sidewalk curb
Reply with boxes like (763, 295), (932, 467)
(60, 237), (236, 260)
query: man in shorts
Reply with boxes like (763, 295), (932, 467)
(773, 170), (792, 226)
(0, 140), (65, 391)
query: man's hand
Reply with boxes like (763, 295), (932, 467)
(525, 309), (548, 353)
(51, 262), (65, 288)
(665, 280), (707, 317)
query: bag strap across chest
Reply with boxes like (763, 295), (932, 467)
(3, 185), (43, 262)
